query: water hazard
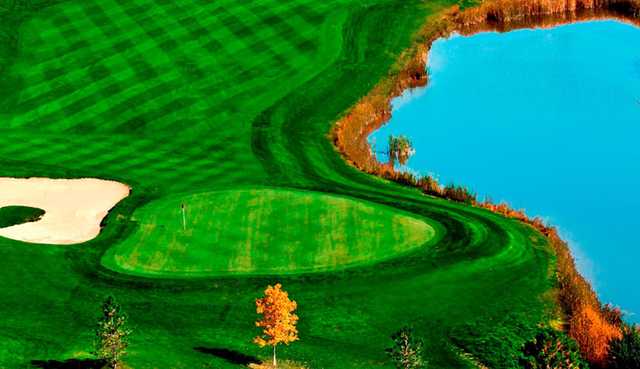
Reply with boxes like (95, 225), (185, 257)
(370, 20), (640, 321)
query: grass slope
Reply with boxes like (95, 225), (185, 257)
(0, 0), (554, 368)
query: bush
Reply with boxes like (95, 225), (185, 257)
(417, 175), (441, 196)
(520, 328), (589, 369)
(608, 325), (640, 369)
(601, 304), (624, 327)
(94, 296), (132, 369)
(387, 327), (425, 369)
(442, 184), (476, 204)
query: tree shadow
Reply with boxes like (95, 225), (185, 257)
(31, 358), (105, 369)
(194, 347), (259, 366)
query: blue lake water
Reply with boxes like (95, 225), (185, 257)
(369, 20), (640, 321)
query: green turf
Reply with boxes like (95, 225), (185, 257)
(0, 206), (45, 228)
(0, 0), (556, 368)
(102, 188), (438, 277)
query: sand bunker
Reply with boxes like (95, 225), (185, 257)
(0, 178), (130, 245)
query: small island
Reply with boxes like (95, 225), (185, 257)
(0, 206), (45, 229)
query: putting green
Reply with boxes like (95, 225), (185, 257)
(102, 188), (439, 276)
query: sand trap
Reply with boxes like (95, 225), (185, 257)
(0, 178), (130, 245)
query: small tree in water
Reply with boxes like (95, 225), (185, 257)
(387, 327), (425, 369)
(254, 283), (299, 368)
(94, 296), (132, 369)
(388, 135), (415, 166)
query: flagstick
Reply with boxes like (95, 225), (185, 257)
(181, 203), (186, 231)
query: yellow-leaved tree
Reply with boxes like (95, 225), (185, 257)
(254, 283), (299, 368)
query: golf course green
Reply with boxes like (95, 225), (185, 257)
(102, 188), (439, 276)
(0, 0), (556, 368)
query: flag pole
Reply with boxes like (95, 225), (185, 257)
(181, 203), (186, 231)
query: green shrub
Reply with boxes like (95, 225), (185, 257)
(520, 328), (588, 369)
(94, 296), (132, 369)
(608, 325), (640, 369)
(387, 327), (425, 369)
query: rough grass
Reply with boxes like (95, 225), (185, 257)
(0, 0), (554, 368)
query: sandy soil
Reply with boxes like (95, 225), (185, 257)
(0, 178), (130, 245)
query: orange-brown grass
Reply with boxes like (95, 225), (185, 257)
(454, 0), (640, 30)
(569, 305), (623, 365)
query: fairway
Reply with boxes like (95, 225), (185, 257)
(102, 188), (438, 276)
(0, 0), (557, 368)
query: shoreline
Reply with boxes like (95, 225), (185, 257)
(333, 5), (640, 174)
(331, 0), (639, 364)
